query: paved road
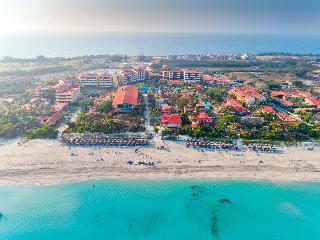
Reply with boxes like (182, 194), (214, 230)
(143, 94), (153, 133)
(57, 107), (81, 138)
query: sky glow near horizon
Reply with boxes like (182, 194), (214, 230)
(0, 0), (319, 34)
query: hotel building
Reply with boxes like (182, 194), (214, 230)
(120, 68), (147, 85)
(183, 70), (203, 82)
(55, 84), (80, 104)
(78, 71), (114, 88)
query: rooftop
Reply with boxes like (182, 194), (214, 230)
(112, 86), (139, 106)
(162, 114), (182, 125)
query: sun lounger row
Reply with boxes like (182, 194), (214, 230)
(61, 138), (149, 146)
(186, 140), (239, 150)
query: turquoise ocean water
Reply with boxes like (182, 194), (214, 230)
(0, 180), (320, 240)
(1, 33), (320, 58)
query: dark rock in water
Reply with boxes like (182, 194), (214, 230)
(219, 198), (232, 204)
(210, 211), (219, 237)
(190, 185), (207, 201)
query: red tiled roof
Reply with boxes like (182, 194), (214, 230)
(162, 65), (169, 70)
(279, 99), (294, 107)
(233, 106), (249, 113)
(183, 70), (203, 74)
(276, 112), (301, 124)
(162, 114), (182, 125)
(79, 72), (97, 78)
(306, 97), (320, 107)
(271, 91), (288, 98)
(46, 111), (61, 126)
(227, 98), (241, 106)
(261, 106), (276, 113)
(203, 75), (215, 81)
(294, 108), (316, 112)
(196, 103), (205, 107)
(162, 105), (172, 113)
(112, 86), (139, 106)
(168, 80), (183, 85)
(99, 72), (112, 77)
(230, 86), (264, 100)
(196, 112), (213, 122)
(291, 91), (311, 98)
(52, 103), (68, 111)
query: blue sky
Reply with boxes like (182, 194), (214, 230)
(0, 0), (319, 33)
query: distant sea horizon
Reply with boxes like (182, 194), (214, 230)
(1, 32), (320, 58)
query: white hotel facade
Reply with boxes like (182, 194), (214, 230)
(78, 71), (114, 88)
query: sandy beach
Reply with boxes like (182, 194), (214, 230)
(0, 136), (319, 185)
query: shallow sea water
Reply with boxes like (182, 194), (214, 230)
(0, 180), (320, 240)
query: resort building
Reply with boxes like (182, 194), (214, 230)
(279, 99), (294, 107)
(55, 84), (80, 104)
(78, 71), (114, 88)
(260, 106), (277, 114)
(291, 91), (312, 99)
(112, 86), (139, 112)
(270, 91), (288, 98)
(161, 114), (182, 128)
(78, 72), (98, 87)
(193, 112), (215, 126)
(162, 104), (174, 115)
(229, 86), (266, 104)
(120, 68), (147, 85)
(161, 65), (182, 80)
(305, 97), (320, 108)
(46, 111), (62, 126)
(161, 65), (170, 79)
(233, 106), (250, 116)
(276, 112), (301, 124)
(35, 86), (55, 97)
(98, 72), (114, 88)
(161, 65), (203, 82)
(183, 70), (203, 82)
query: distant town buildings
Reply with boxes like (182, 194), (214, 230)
(0, 77), (30, 89)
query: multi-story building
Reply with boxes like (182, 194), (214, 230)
(78, 72), (98, 87)
(183, 70), (203, 82)
(120, 68), (147, 85)
(162, 65), (169, 79)
(169, 69), (181, 80)
(78, 71), (114, 88)
(55, 84), (80, 104)
(229, 86), (266, 104)
(161, 65), (181, 80)
(36, 86), (55, 97)
(98, 72), (114, 88)
(161, 65), (203, 82)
